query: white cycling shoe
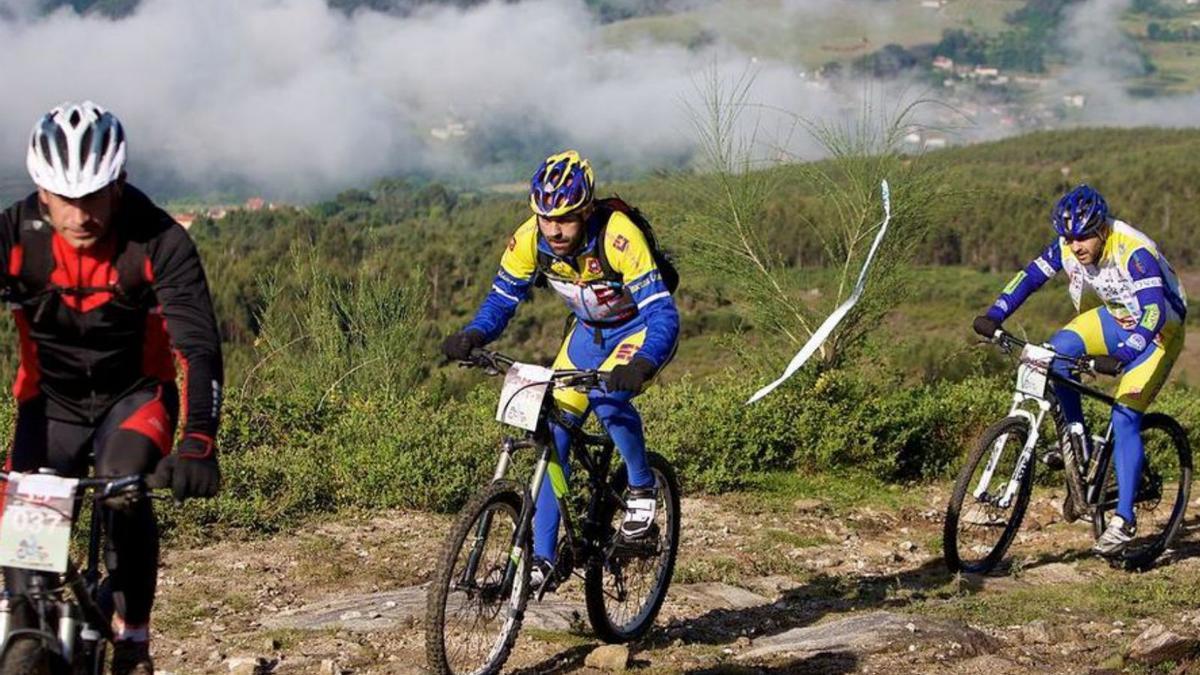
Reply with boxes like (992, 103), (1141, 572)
(1093, 515), (1136, 557)
(620, 486), (658, 540)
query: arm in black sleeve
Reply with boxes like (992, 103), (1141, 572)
(0, 199), (23, 283)
(149, 223), (224, 447)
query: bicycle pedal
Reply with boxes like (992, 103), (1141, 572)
(614, 525), (661, 557)
(535, 575), (561, 602)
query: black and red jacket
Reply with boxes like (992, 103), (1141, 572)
(0, 185), (223, 444)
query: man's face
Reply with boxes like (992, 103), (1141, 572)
(1067, 228), (1106, 265)
(537, 211), (588, 256)
(38, 181), (122, 249)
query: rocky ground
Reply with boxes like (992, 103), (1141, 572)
(145, 481), (1200, 674)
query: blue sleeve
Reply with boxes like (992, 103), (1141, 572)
(465, 267), (534, 343)
(1124, 249), (1167, 358)
(628, 269), (679, 368)
(987, 241), (1062, 322)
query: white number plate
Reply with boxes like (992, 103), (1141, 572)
(1015, 343), (1055, 399)
(0, 473), (78, 573)
(496, 363), (554, 432)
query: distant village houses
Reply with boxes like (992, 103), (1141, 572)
(171, 196), (276, 229)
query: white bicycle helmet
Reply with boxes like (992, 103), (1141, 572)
(26, 101), (126, 199)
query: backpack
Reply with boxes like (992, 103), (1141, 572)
(534, 196), (679, 293)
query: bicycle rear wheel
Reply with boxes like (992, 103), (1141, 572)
(944, 417), (1036, 574)
(424, 480), (530, 675)
(584, 452), (681, 643)
(1091, 412), (1192, 570)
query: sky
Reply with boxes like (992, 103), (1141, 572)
(0, 0), (1192, 200)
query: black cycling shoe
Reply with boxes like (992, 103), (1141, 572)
(112, 640), (154, 675)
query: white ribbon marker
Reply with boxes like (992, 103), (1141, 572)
(747, 179), (893, 405)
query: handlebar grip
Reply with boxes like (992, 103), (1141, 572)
(972, 315), (1002, 340)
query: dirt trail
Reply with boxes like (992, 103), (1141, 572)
(148, 485), (1200, 674)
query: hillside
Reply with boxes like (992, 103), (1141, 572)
(0, 125), (1198, 533)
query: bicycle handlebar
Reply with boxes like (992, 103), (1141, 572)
(460, 348), (611, 388)
(982, 328), (1100, 375)
(0, 471), (163, 498)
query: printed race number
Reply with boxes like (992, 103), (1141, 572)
(0, 473), (78, 573)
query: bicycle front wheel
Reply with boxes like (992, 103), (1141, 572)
(0, 634), (57, 675)
(424, 480), (530, 675)
(944, 416), (1036, 574)
(584, 451), (681, 643)
(1091, 412), (1192, 570)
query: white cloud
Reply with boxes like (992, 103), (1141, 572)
(0, 0), (1192, 199)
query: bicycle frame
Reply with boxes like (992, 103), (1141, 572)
(975, 335), (1120, 512)
(458, 381), (622, 601)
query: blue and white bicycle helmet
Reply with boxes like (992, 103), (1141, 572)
(1052, 184), (1108, 238)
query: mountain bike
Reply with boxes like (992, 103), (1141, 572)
(944, 328), (1191, 573)
(0, 470), (163, 674)
(425, 349), (681, 675)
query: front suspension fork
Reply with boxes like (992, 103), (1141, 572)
(459, 439), (519, 585)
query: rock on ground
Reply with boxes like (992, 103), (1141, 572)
(1126, 622), (1199, 665)
(739, 611), (999, 661)
(584, 644), (630, 671)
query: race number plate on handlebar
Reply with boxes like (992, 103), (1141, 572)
(0, 473), (79, 573)
(496, 363), (554, 431)
(1016, 343), (1055, 399)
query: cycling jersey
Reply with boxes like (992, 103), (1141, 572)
(988, 220), (1187, 358)
(467, 208), (679, 367)
(0, 186), (223, 442)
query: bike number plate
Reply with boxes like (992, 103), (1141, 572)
(1016, 343), (1055, 398)
(0, 473), (78, 573)
(496, 363), (554, 432)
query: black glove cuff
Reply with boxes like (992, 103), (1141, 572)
(178, 434), (216, 460)
(629, 357), (658, 378)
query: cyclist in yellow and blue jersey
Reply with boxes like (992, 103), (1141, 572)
(974, 184), (1187, 556)
(442, 150), (680, 588)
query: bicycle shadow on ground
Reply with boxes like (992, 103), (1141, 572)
(510, 645), (858, 675)
(956, 511), (1200, 583)
(512, 557), (951, 671)
(642, 555), (959, 650)
(1146, 514), (1200, 566)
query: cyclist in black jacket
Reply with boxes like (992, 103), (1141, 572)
(0, 101), (223, 675)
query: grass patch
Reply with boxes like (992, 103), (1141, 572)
(922, 565), (1200, 626)
(731, 471), (926, 513)
(762, 528), (831, 549)
(525, 629), (596, 648)
(675, 556), (742, 584)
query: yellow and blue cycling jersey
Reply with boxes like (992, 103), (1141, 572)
(467, 209), (680, 367)
(988, 220), (1187, 361)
